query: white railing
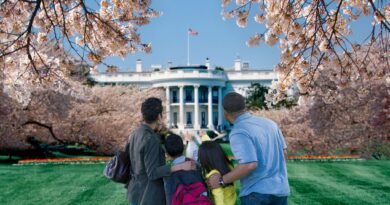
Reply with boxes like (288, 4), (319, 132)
(89, 72), (152, 82)
(89, 69), (278, 83)
(150, 70), (226, 81)
(226, 70), (277, 80)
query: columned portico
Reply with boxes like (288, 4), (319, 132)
(91, 64), (278, 135)
(194, 85), (200, 130)
(207, 86), (214, 129)
(217, 87), (223, 130)
(165, 86), (171, 128)
(179, 85), (185, 130)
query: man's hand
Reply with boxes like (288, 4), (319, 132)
(171, 161), (196, 172)
(206, 162), (258, 189)
(181, 160), (196, 171)
(207, 173), (221, 189)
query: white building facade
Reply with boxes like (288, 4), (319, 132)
(89, 58), (277, 134)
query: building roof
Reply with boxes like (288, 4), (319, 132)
(169, 65), (208, 70)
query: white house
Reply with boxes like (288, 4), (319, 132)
(89, 57), (278, 134)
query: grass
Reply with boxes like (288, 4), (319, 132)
(0, 163), (127, 205)
(287, 161), (390, 205)
(0, 161), (389, 205)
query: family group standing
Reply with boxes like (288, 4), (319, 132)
(126, 92), (289, 205)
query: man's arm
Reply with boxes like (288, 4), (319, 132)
(144, 138), (195, 180)
(151, 161), (195, 179)
(207, 162), (257, 189)
(223, 162), (257, 184)
(279, 128), (288, 160)
(171, 161), (195, 172)
(144, 139), (171, 180)
(208, 129), (258, 188)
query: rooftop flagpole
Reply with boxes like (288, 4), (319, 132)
(187, 28), (198, 66)
(187, 28), (190, 66)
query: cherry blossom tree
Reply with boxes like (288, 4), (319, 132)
(0, 0), (159, 104)
(0, 85), (165, 155)
(251, 40), (389, 157)
(221, 0), (389, 103)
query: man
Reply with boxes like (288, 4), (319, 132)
(208, 92), (290, 205)
(127, 97), (195, 205)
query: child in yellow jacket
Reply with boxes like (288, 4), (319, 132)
(198, 141), (237, 205)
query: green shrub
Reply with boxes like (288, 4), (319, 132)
(363, 139), (390, 160)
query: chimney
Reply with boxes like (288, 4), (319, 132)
(234, 56), (241, 71)
(136, 59), (142, 72)
(205, 58), (211, 70)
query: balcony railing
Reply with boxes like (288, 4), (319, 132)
(151, 70), (226, 81)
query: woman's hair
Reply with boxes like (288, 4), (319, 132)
(198, 141), (232, 175)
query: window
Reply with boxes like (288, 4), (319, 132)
(213, 112), (218, 126)
(173, 112), (178, 128)
(201, 112), (206, 127)
(186, 112), (192, 126)
(185, 88), (193, 102)
(212, 90), (218, 103)
(172, 90), (178, 103)
(200, 88), (207, 103)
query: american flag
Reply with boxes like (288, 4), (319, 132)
(188, 28), (199, 36)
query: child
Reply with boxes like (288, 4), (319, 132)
(198, 141), (237, 205)
(165, 133), (188, 166)
(164, 134), (212, 205)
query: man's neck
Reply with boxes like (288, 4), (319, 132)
(144, 122), (157, 130)
(231, 111), (247, 124)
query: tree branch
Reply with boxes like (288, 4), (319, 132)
(22, 120), (65, 144)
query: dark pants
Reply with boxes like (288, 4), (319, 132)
(241, 193), (288, 205)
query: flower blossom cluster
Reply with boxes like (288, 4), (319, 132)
(221, 0), (389, 103)
(0, 0), (159, 104)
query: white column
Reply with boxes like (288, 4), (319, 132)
(165, 86), (171, 128)
(194, 85), (200, 130)
(208, 86), (214, 129)
(218, 87), (223, 131)
(179, 85), (185, 130)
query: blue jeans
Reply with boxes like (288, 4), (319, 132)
(241, 193), (288, 205)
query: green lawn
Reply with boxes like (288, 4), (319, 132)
(287, 161), (390, 205)
(0, 161), (389, 205)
